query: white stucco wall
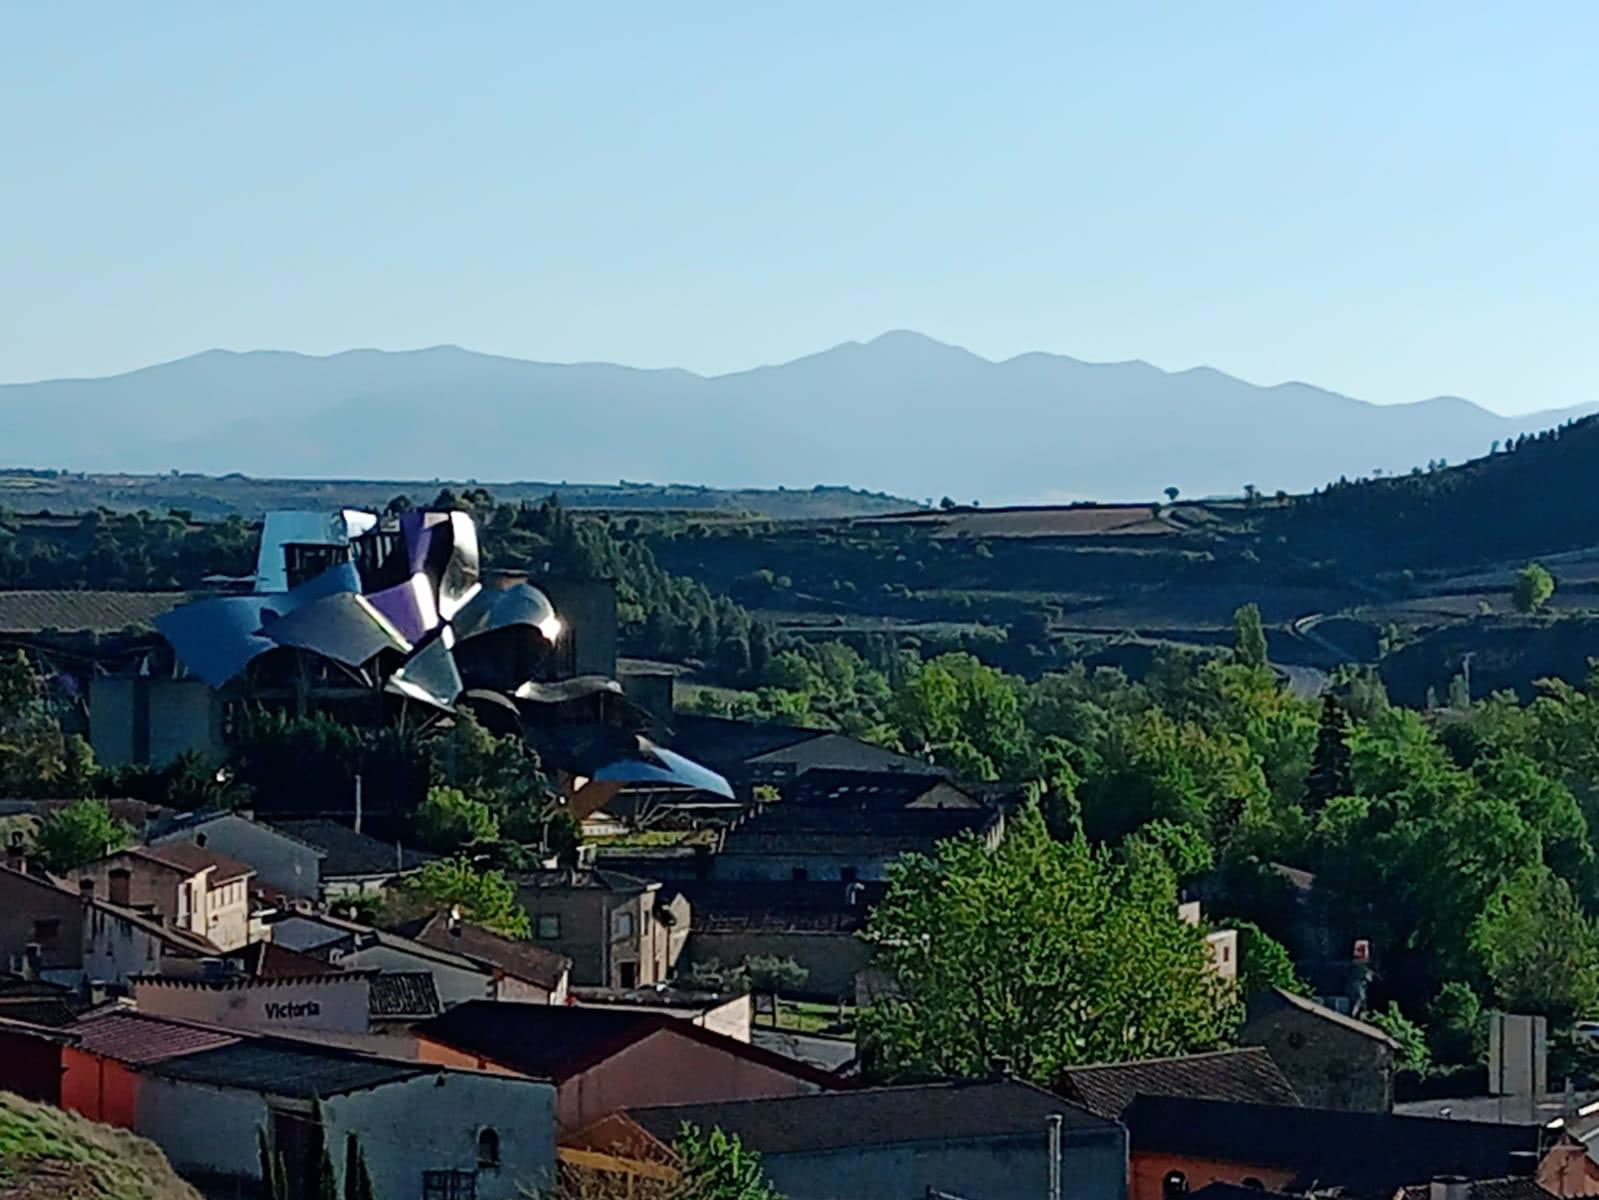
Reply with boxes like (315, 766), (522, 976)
(337, 943), (495, 1008)
(152, 816), (324, 901)
(323, 1072), (558, 1200)
(136, 1075), (270, 1185)
(133, 974), (373, 1034)
(80, 905), (174, 987)
(135, 1066), (557, 1200)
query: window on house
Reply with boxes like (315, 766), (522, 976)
(613, 911), (634, 939)
(422, 1169), (477, 1199)
(618, 961), (638, 989)
(791, 867), (809, 882)
(476, 1128), (500, 1169)
(32, 919), (60, 942)
(535, 915), (560, 940)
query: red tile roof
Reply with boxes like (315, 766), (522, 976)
(68, 1009), (240, 1064)
(1056, 1047), (1301, 1119)
(132, 843), (256, 884)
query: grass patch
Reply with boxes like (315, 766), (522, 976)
(774, 999), (855, 1036)
(0, 1091), (199, 1199)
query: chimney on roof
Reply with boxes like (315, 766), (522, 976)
(78, 878), (95, 899)
(448, 905), (462, 936)
(844, 882), (865, 908)
(5, 831), (24, 874)
(1430, 1177), (1471, 1200)
(108, 868), (131, 908)
(21, 944), (41, 980)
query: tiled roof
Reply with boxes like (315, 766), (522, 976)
(271, 820), (432, 877)
(0, 590), (187, 635)
(68, 1009), (240, 1064)
(1125, 1096), (1539, 1195)
(783, 769), (973, 809)
(1056, 1047), (1301, 1119)
(627, 1079), (1113, 1154)
(368, 971), (440, 1018)
(521, 867), (655, 893)
(668, 880), (886, 934)
(1247, 987), (1402, 1049)
(133, 843), (256, 883)
(148, 1040), (430, 1098)
(391, 912), (570, 991)
(0, 998), (82, 1027)
(227, 941), (342, 979)
(414, 1000), (841, 1087)
(1398, 1180), (1554, 1200)
(719, 806), (1000, 858)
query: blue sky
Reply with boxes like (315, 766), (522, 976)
(2, 2), (1595, 414)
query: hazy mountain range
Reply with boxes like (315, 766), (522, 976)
(4, 332), (1592, 503)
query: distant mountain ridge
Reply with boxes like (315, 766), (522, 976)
(3, 332), (1590, 503)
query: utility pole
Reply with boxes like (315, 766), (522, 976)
(353, 773), (363, 834)
(1046, 1113), (1062, 1200)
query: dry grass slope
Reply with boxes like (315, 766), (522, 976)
(0, 1090), (199, 1200)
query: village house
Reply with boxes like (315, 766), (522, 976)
(264, 909), (568, 1006)
(147, 809), (326, 901)
(570, 1079), (1127, 1200)
(413, 999), (840, 1132)
(1124, 1095), (1542, 1200)
(710, 804), (1003, 884)
(77, 843), (256, 951)
(519, 867), (688, 988)
(569, 983), (752, 1042)
(272, 817), (433, 897)
(0, 863), (218, 988)
(0, 1008), (558, 1199)
(388, 910), (572, 1003)
(1241, 986), (1399, 1112)
(675, 880), (883, 1002)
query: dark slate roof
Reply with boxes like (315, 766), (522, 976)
(1056, 1047), (1301, 1120)
(68, 1010), (241, 1065)
(669, 880), (887, 934)
(747, 731), (950, 776)
(1398, 1180), (1554, 1200)
(0, 997), (83, 1027)
(1246, 987), (1401, 1049)
(148, 1039), (430, 1098)
(1189, 1185), (1291, 1200)
(628, 1079), (1114, 1154)
(1125, 1096), (1539, 1195)
(0, 590), (187, 635)
(521, 867), (655, 893)
(719, 806), (999, 857)
(664, 714), (819, 769)
(368, 971), (440, 1019)
(413, 1000), (839, 1087)
(272, 820), (432, 877)
(783, 768), (974, 809)
(389, 912), (570, 991)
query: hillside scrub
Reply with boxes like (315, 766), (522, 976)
(0, 1090), (200, 1200)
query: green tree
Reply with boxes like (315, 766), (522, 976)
(672, 1123), (785, 1200)
(398, 858), (530, 937)
(859, 804), (1237, 1084)
(1232, 604), (1268, 668)
(343, 1134), (376, 1200)
(33, 798), (132, 873)
(1231, 919), (1307, 997)
(1470, 863), (1599, 1019)
(0, 651), (97, 797)
(257, 1129), (289, 1200)
(741, 955), (809, 995)
(1164, 486), (1180, 503)
(416, 785), (500, 851)
(1427, 981), (1484, 1066)
(1512, 562), (1555, 613)
(1369, 1002), (1431, 1074)
(1303, 694), (1353, 812)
